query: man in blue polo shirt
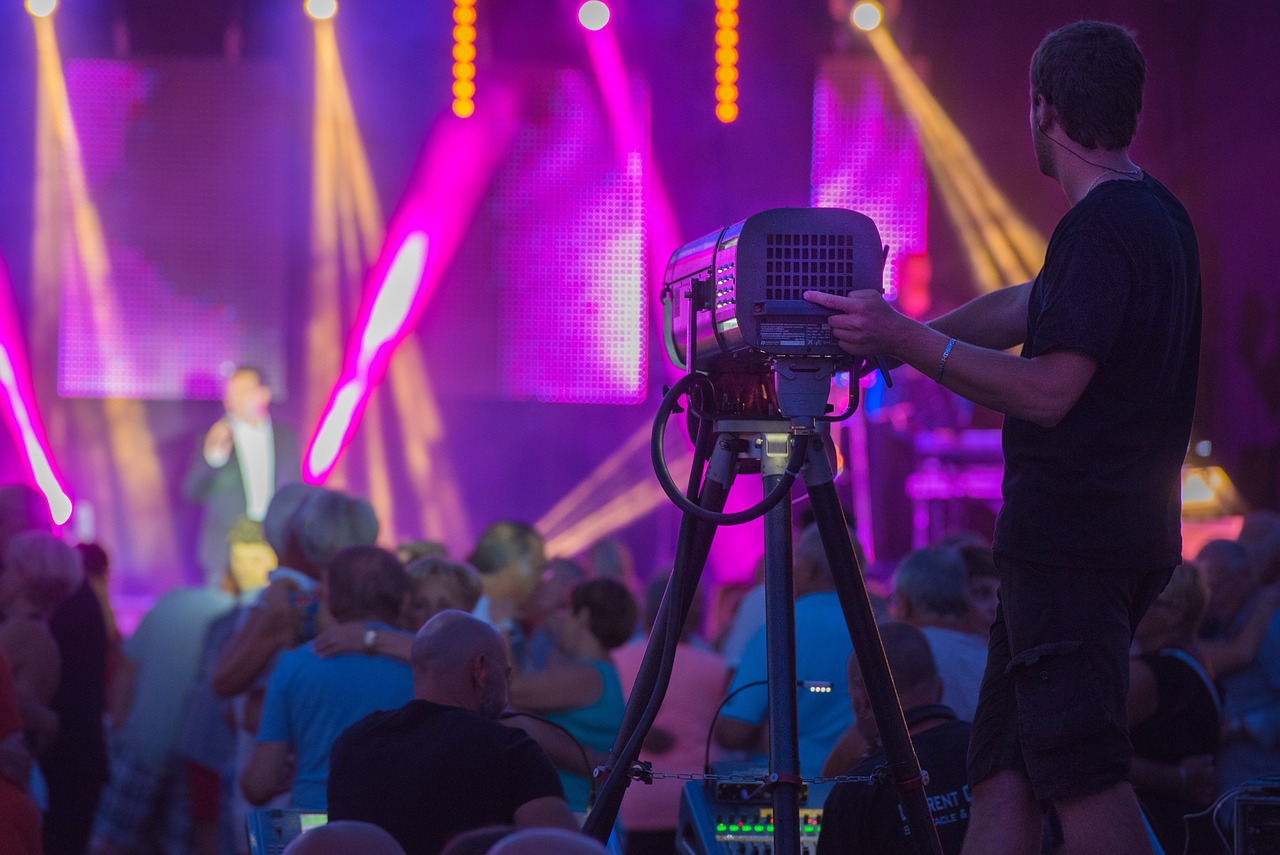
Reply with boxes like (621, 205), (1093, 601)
(714, 524), (855, 775)
(241, 545), (413, 810)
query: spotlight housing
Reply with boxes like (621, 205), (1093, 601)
(663, 207), (885, 373)
(578, 0), (610, 31)
(305, 0), (337, 21)
(26, 0), (57, 17)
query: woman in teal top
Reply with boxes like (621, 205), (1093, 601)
(508, 577), (637, 813)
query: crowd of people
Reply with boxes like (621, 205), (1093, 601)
(3, 474), (1280, 855)
(0, 13), (1264, 855)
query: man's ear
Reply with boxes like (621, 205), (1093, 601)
(1035, 97), (1058, 133)
(889, 591), (911, 622)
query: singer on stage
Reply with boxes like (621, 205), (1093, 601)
(183, 367), (299, 587)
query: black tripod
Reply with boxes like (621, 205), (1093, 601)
(583, 373), (944, 855)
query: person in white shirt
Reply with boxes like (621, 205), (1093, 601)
(183, 367), (299, 587)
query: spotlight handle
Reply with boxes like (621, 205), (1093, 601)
(873, 355), (894, 388)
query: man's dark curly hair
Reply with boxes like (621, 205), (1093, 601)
(1031, 21), (1144, 150)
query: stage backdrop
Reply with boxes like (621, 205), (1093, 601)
(58, 58), (291, 401)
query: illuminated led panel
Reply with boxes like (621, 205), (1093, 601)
(57, 59), (289, 400)
(811, 56), (926, 301)
(492, 71), (648, 405)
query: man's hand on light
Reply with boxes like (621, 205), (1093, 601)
(803, 289), (913, 359)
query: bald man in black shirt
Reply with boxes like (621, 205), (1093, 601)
(327, 611), (578, 855)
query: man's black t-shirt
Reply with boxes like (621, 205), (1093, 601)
(817, 707), (972, 855)
(327, 699), (565, 855)
(995, 174), (1201, 569)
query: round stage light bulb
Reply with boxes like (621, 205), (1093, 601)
(305, 0), (337, 21)
(26, 0), (57, 17)
(851, 1), (883, 32)
(578, 0), (610, 31)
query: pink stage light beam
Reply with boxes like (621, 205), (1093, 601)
(305, 231), (428, 482)
(305, 94), (521, 484)
(0, 259), (73, 524)
(580, 22), (685, 382)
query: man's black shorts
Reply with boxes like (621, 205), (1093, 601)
(966, 553), (1173, 801)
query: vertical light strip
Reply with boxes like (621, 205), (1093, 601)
(31, 13), (178, 568)
(452, 0), (477, 118)
(714, 0), (739, 123)
(306, 13), (504, 546)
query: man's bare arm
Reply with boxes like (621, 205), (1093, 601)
(926, 281), (1031, 352)
(240, 740), (292, 806)
(807, 289), (1093, 428)
(213, 581), (297, 697)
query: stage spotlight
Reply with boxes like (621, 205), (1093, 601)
(26, 0), (56, 16)
(305, 0), (337, 20)
(850, 1), (883, 32)
(578, 0), (610, 30)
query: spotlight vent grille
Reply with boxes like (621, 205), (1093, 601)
(764, 232), (858, 299)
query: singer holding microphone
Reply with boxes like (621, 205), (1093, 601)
(183, 367), (299, 587)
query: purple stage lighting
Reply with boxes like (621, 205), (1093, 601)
(0, 257), (72, 524)
(57, 59), (290, 401)
(488, 70), (649, 405)
(811, 58), (927, 302)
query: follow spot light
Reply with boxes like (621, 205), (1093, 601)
(662, 206), (886, 421)
(26, 0), (57, 17)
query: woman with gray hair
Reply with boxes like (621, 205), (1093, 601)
(0, 531), (84, 811)
(0, 532), (84, 716)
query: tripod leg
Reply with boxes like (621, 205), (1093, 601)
(583, 441), (736, 842)
(804, 434), (945, 855)
(761, 465), (802, 855)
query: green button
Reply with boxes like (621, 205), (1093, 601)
(716, 824), (728, 832)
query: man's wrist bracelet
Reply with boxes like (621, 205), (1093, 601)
(935, 338), (957, 383)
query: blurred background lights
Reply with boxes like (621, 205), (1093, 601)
(304, 0), (337, 21)
(851, 1), (883, 32)
(578, 0), (611, 31)
(26, 0), (57, 17)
